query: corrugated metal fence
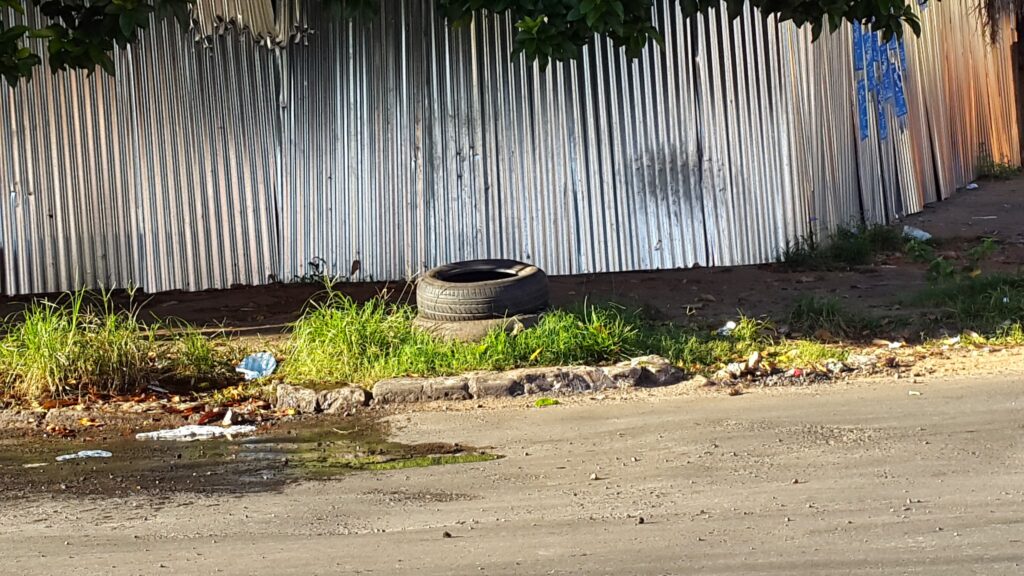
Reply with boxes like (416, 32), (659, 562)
(0, 0), (1018, 295)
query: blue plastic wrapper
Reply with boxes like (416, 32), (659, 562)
(236, 352), (278, 380)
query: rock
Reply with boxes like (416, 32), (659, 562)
(601, 362), (645, 388)
(628, 355), (687, 387)
(824, 359), (847, 375)
(714, 369), (734, 382)
(467, 372), (523, 398)
(685, 374), (712, 388)
(845, 354), (878, 369)
(318, 387), (370, 413)
(507, 366), (615, 395)
(726, 361), (748, 378)
(372, 376), (471, 404)
(274, 384), (319, 414)
(746, 351), (762, 372)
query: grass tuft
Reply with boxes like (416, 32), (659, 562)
(0, 291), (156, 401)
(779, 225), (903, 270)
(787, 295), (878, 339)
(912, 274), (1024, 334)
(976, 152), (1021, 180)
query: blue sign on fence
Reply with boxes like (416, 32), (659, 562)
(878, 98), (889, 141)
(857, 79), (869, 140)
(853, 24), (864, 71)
(894, 67), (909, 118)
(881, 51), (894, 102)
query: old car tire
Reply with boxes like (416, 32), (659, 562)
(416, 259), (549, 321)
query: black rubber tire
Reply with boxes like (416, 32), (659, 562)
(416, 259), (549, 322)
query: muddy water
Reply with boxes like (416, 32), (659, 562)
(0, 417), (498, 499)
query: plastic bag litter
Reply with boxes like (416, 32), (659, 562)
(903, 226), (932, 242)
(56, 450), (112, 462)
(717, 321), (738, 336)
(135, 425), (257, 442)
(235, 352), (277, 381)
(965, 182), (979, 190)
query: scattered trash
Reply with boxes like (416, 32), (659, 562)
(972, 216), (998, 220)
(908, 390), (922, 396)
(903, 225), (932, 242)
(534, 397), (560, 408)
(946, 335), (961, 345)
(147, 384), (170, 394)
(589, 472), (600, 481)
(717, 320), (738, 336)
(888, 341), (905, 349)
(236, 352), (277, 381)
(965, 182), (979, 190)
(135, 425), (257, 442)
(442, 531), (453, 539)
(22, 463), (48, 469)
(56, 450), (113, 462)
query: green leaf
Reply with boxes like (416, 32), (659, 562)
(0, 24), (28, 44)
(119, 12), (135, 37)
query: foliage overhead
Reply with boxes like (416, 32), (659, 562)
(1, 0), (924, 86)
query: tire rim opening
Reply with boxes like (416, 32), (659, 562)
(441, 270), (518, 283)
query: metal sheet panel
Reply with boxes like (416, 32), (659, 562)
(1, 0), (1019, 295)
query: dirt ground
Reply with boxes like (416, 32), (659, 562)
(2, 373), (1023, 575)
(1, 178), (1020, 336)
(1, 182), (1023, 574)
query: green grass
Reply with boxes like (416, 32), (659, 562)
(911, 274), (1024, 334)
(776, 340), (849, 368)
(279, 292), (651, 387)
(303, 452), (502, 472)
(0, 291), (156, 401)
(787, 295), (879, 339)
(0, 292), (249, 403)
(779, 224), (904, 270)
(279, 291), (783, 388)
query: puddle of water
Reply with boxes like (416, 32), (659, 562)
(0, 417), (500, 499)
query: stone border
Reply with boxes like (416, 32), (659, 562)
(274, 355), (703, 413)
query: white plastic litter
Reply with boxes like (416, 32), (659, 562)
(717, 321), (738, 336)
(966, 182), (980, 190)
(236, 352), (277, 381)
(56, 450), (112, 462)
(135, 425), (257, 442)
(903, 226), (932, 242)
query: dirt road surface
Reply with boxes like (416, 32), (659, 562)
(2, 376), (1023, 575)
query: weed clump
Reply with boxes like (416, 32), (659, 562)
(779, 224), (903, 270)
(0, 292), (156, 401)
(976, 151), (1021, 180)
(787, 295), (879, 339)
